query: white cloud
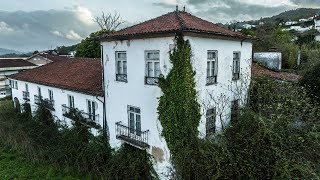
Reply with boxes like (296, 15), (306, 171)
(164, 0), (178, 5)
(0, 21), (14, 33)
(73, 6), (95, 26)
(51, 30), (64, 37)
(66, 30), (82, 40)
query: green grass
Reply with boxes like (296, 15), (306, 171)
(0, 145), (84, 180)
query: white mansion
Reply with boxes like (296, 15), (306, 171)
(10, 10), (254, 176)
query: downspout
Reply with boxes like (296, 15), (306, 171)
(99, 44), (109, 140)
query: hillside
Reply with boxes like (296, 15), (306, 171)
(238, 8), (320, 26)
(0, 48), (22, 56)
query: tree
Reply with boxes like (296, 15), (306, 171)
(158, 35), (201, 178)
(75, 12), (123, 58)
(75, 30), (107, 58)
(299, 61), (320, 102)
(95, 12), (123, 31)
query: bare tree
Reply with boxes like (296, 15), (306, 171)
(95, 12), (124, 31)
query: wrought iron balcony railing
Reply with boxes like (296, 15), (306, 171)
(206, 76), (217, 85)
(145, 77), (159, 85)
(22, 91), (30, 101)
(62, 104), (99, 127)
(34, 95), (55, 111)
(0, 85), (10, 90)
(116, 74), (127, 82)
(115, 121), (149, 149)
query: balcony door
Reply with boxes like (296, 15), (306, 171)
(128, 106), (141, 136)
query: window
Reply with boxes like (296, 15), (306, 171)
(145, 51), (160, 85)
(231, 100), (239, 122)
(87, 100), (96, 121)
(25, 84), (29, 92)
(9, 80), (12, 88)
(232, 52), (241, 80)
(48, 89), (53, 101)
(15, 81), (18, 90)
(128, 106), (141, 136)
(115, 51), (127, 82)
(206, 51), (218, 85)
(37, 87), (41, 97)
(68, 95), (74, 108)
(206, 108), (216, 137)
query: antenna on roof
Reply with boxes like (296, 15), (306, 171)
(183, 6), (186, 12)
(176, 5), (178, 11)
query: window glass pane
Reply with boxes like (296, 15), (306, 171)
(207, 61), (210, 77)
(118, 52), (126, 59)
(136, 114), (141, 131)
(123, 61), (127, 74)
(211, 61), (215, 76)
(117, 61), (122, 74)
(208, 52), (215, 59)
(129, 113), (135, 129)
(148, 62), (153, 77)
(155, 62), (161, 77)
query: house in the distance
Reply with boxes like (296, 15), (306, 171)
(9, 58), (105, 133)
(314, 16), (320, 31)
(0, 58), (36, 98)
(100, 9), (254, 174)
(25, 53), (70, 66)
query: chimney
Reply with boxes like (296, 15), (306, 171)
(183, 6), (186, 12)
(176, 5), (178, 11)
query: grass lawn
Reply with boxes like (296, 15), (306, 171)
(0, 145), (85, 180)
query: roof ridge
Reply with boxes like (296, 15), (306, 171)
(176, 10), (186, 31)
(106, 11), (176, 37)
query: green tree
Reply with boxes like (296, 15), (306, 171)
(75, 30), (109, 58)
(158, 35), (201, 178)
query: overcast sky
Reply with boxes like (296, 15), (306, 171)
(0, 0), (320, 52)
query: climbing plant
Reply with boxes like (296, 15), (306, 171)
(158, 35), (201, 178)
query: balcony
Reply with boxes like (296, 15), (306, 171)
(206, 76), (217, 85)
(34, 95), (55, 111)
(116, 74), (127, 82)
(22, 91), (30, 101)
(115, 122), (149, 150)
(0, 85), (10, 91)
(62, 104), (100, 128)
(145, 77), (159, 86)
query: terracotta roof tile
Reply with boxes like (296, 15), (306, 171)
(252, 63), (299, 82)
(103, 11), (251, 40)
(9, 58), (103, 96)
(0, 59), (36, 68)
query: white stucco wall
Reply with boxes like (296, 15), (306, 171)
(315, 19), (320, 30)
(10, 80), (104, 134)
(102, 35), (252, 176)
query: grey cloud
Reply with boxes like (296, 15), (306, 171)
(153, 2), (176, 8)
(183, 0), (291, 23)
(0, 9), (98, 51)
(290, 0), (320, 6)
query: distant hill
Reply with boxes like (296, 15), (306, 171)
(235, 8), (320, 26)
(0, 48), (22, 56)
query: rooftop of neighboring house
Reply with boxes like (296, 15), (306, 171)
(0, 58), (36, 68)
(314, 16), (320, 20)
(101, 10), (255, 41)
(251, 63), (299, 82)
(26, 53), (71, 63)
(9, 58), (103, 96)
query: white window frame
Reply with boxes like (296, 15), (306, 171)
(37, 87), (41, 97)
(127, 105), (141, 136)
(67, 95), (75, 108)
(232, 52), (241, 80)
(115, 51), (127, 82)
(87, 100), (97, 121)
(48, 89), (53, 101)
(206, 108), (216, 137)
(206, 50), (218, 85)
(145, 50), (160, 78)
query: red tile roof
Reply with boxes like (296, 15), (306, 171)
(9, 58), (103, 96)
(102, 11), (252, 40)
(0, 59), (36, 68)
(252, 63), (299, 82)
